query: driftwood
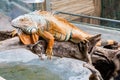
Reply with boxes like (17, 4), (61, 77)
(0, 31), (120, 80)
(0, 32), (101, 61)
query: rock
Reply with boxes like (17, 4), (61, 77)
(0, 76), (6, 80)
(0, 48), (91, 80)
(0, 13), (13, 31)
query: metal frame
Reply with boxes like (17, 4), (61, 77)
(54, 11), (120, 23)
(11, 1), (31, 13)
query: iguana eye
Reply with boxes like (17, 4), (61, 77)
(20, 17), (29, 22)
(20, 18), (24, 21)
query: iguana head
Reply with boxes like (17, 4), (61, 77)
(11, 14), (38, 34)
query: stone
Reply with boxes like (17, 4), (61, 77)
(0, 48), (91, 80)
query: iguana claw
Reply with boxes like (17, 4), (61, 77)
(82, 38), (89, 43)
(11, 29), (17, 37)
(46, 48), (53, 60)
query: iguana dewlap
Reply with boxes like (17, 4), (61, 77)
(11, 10), (116, 59)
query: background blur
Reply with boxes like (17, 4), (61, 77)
(0, 0), (120, 30)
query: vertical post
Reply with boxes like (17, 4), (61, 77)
(92, 0), (101, 24)
(36, 3), (42, 10)
(45, 0), (51, 11)
(32, 3), (35, 11)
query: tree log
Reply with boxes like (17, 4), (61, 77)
(0, 31), (102, 61)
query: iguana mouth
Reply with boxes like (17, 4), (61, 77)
(12, 25), (21, 30)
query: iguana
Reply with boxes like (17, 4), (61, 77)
(11, 10), (117, 62)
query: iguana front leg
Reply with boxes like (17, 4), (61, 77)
(37, 29), (54, 59)
(11, 29), (17, 37)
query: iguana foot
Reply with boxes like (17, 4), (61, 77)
(46, 48), (53, 60)
(11, 29), (17, 37)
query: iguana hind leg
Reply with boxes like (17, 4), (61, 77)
(70, 33), (92, 64)
(70, 33), (88, 43)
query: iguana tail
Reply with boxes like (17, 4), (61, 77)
(96, 40), (118, 49)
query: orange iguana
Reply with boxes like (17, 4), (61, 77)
(11, 10), (116, 62)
